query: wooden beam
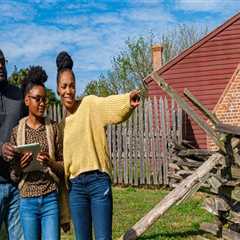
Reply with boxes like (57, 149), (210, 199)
(222, 228), (240, 240)
(216, 122), (240, 136)
(200, 223), (219, 236)
(118, 153), (224, 240)
(150, 72), (225, 153)
(184, 88), (220, 126)
(178, 149), (213, 157)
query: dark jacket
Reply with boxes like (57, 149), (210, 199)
(0, 81), (26, 182)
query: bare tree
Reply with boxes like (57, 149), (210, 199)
(162, 24), (208, 64)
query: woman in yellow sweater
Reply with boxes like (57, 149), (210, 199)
(56, 51), (140, 240)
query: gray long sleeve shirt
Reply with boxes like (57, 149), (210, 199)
(0, 81), (25, 183)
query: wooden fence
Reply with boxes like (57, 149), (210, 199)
(47, 97), (182, 186)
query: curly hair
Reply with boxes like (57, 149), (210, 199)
(56, 51), (75, 86)
(22, 66), (48, 96)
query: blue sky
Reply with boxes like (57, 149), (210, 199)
(1, 0), (240, 95)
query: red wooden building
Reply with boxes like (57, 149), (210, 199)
(145, 12), (240, 149)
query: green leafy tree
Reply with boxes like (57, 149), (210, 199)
(8, 66), (28, 87)
(84, 79), (116, 97)
(8, 66), (60, 105)
(84, 36), (153, 96)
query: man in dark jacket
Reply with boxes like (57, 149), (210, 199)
(0, 49), (24, 240)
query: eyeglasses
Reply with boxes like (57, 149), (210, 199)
(28, 95), (48, 104)
(0, 59), (8, 65)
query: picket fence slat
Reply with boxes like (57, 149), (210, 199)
(128, 115), (133, 185)
(177, 105), (183, 144)
(164, 97), (170, 185)
(123, 121), (128, 184)
(145, 99), (151, 185)
(154, 97), (161, 185)
(112, 124), (117, 183)
(117, 124), (123, 184)
(133, 108), (138, 186)
(139, 102), (144, 185)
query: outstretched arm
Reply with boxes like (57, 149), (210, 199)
(93, 90), (140, 125)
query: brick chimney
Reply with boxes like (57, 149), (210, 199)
(152, 44), (163, 71)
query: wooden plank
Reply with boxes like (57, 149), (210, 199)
(216, 122), (240, 136)
(200, 223), (219, 236)
(165, 97), (171, 186)
(150, 72), (225, 153)
(128, 114), (133, 185)
(178, 149), (213, 157)
(47, 105), (53, 120)
(177, 104), (182, 144)
(184, 88), (220, 126)
(53, 104), (57, 122)
(171, 99), (177, 143)
(145, 99), (151, 185)
(118, 153), (224, 240)
(164, 61), (237, 75)
(139, 102), (145, 185)
(117, 123), (123, 184)
(163, 67), (234, 79)
(160, 97), (167, 185)
(56, 104), (61, 122)
(123, 121), (128, 185)
(153, 97), (161, 185)
(133, 108), (138, 186)
(196, 236), (211, 240)
(149, 99), (158, 185)
(107, 125), (112, 179)
(112, 124), (117, 184)
(222, 228), (240, 240)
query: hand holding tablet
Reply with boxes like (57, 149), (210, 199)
(14, 143), (42, 172)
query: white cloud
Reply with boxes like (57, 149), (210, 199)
(49, 15), (88, 26)
(0, 2), (35, 21)
(122, 7), (174, 22)
(92, 13), (122, 25)
(176, 0), (240, 13)
(130, 0), (164, 6)
(64, 2), (108, 11)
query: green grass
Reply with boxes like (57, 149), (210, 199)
(62, 187), (214, 240)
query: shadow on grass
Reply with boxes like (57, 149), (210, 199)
(139, 229), (204, 239)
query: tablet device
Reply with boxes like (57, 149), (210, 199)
(14, 143), (42, 173)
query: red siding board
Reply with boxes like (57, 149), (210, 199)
(185, 48), (240, 58)
(163, 64), (236, 75)
(194, 44), (240, 53)
(163, 69), (234, 79)
(176, 55), (240, 66)
(212, 33), (240, 41)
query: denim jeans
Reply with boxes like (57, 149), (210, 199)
(69, 171), (112, 240)
(0, 183), (24, 240)
(20, 191), (60, 240)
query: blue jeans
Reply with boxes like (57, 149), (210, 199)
(69, 171), (112, 240)
(0, 183), (24, 240)
(20, 191), (60, 240)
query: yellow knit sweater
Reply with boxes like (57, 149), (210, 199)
(63, 93), (133, 179)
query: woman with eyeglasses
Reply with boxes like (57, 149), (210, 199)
(56, 51), (140, 240)
(8, 66), (70, 240)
